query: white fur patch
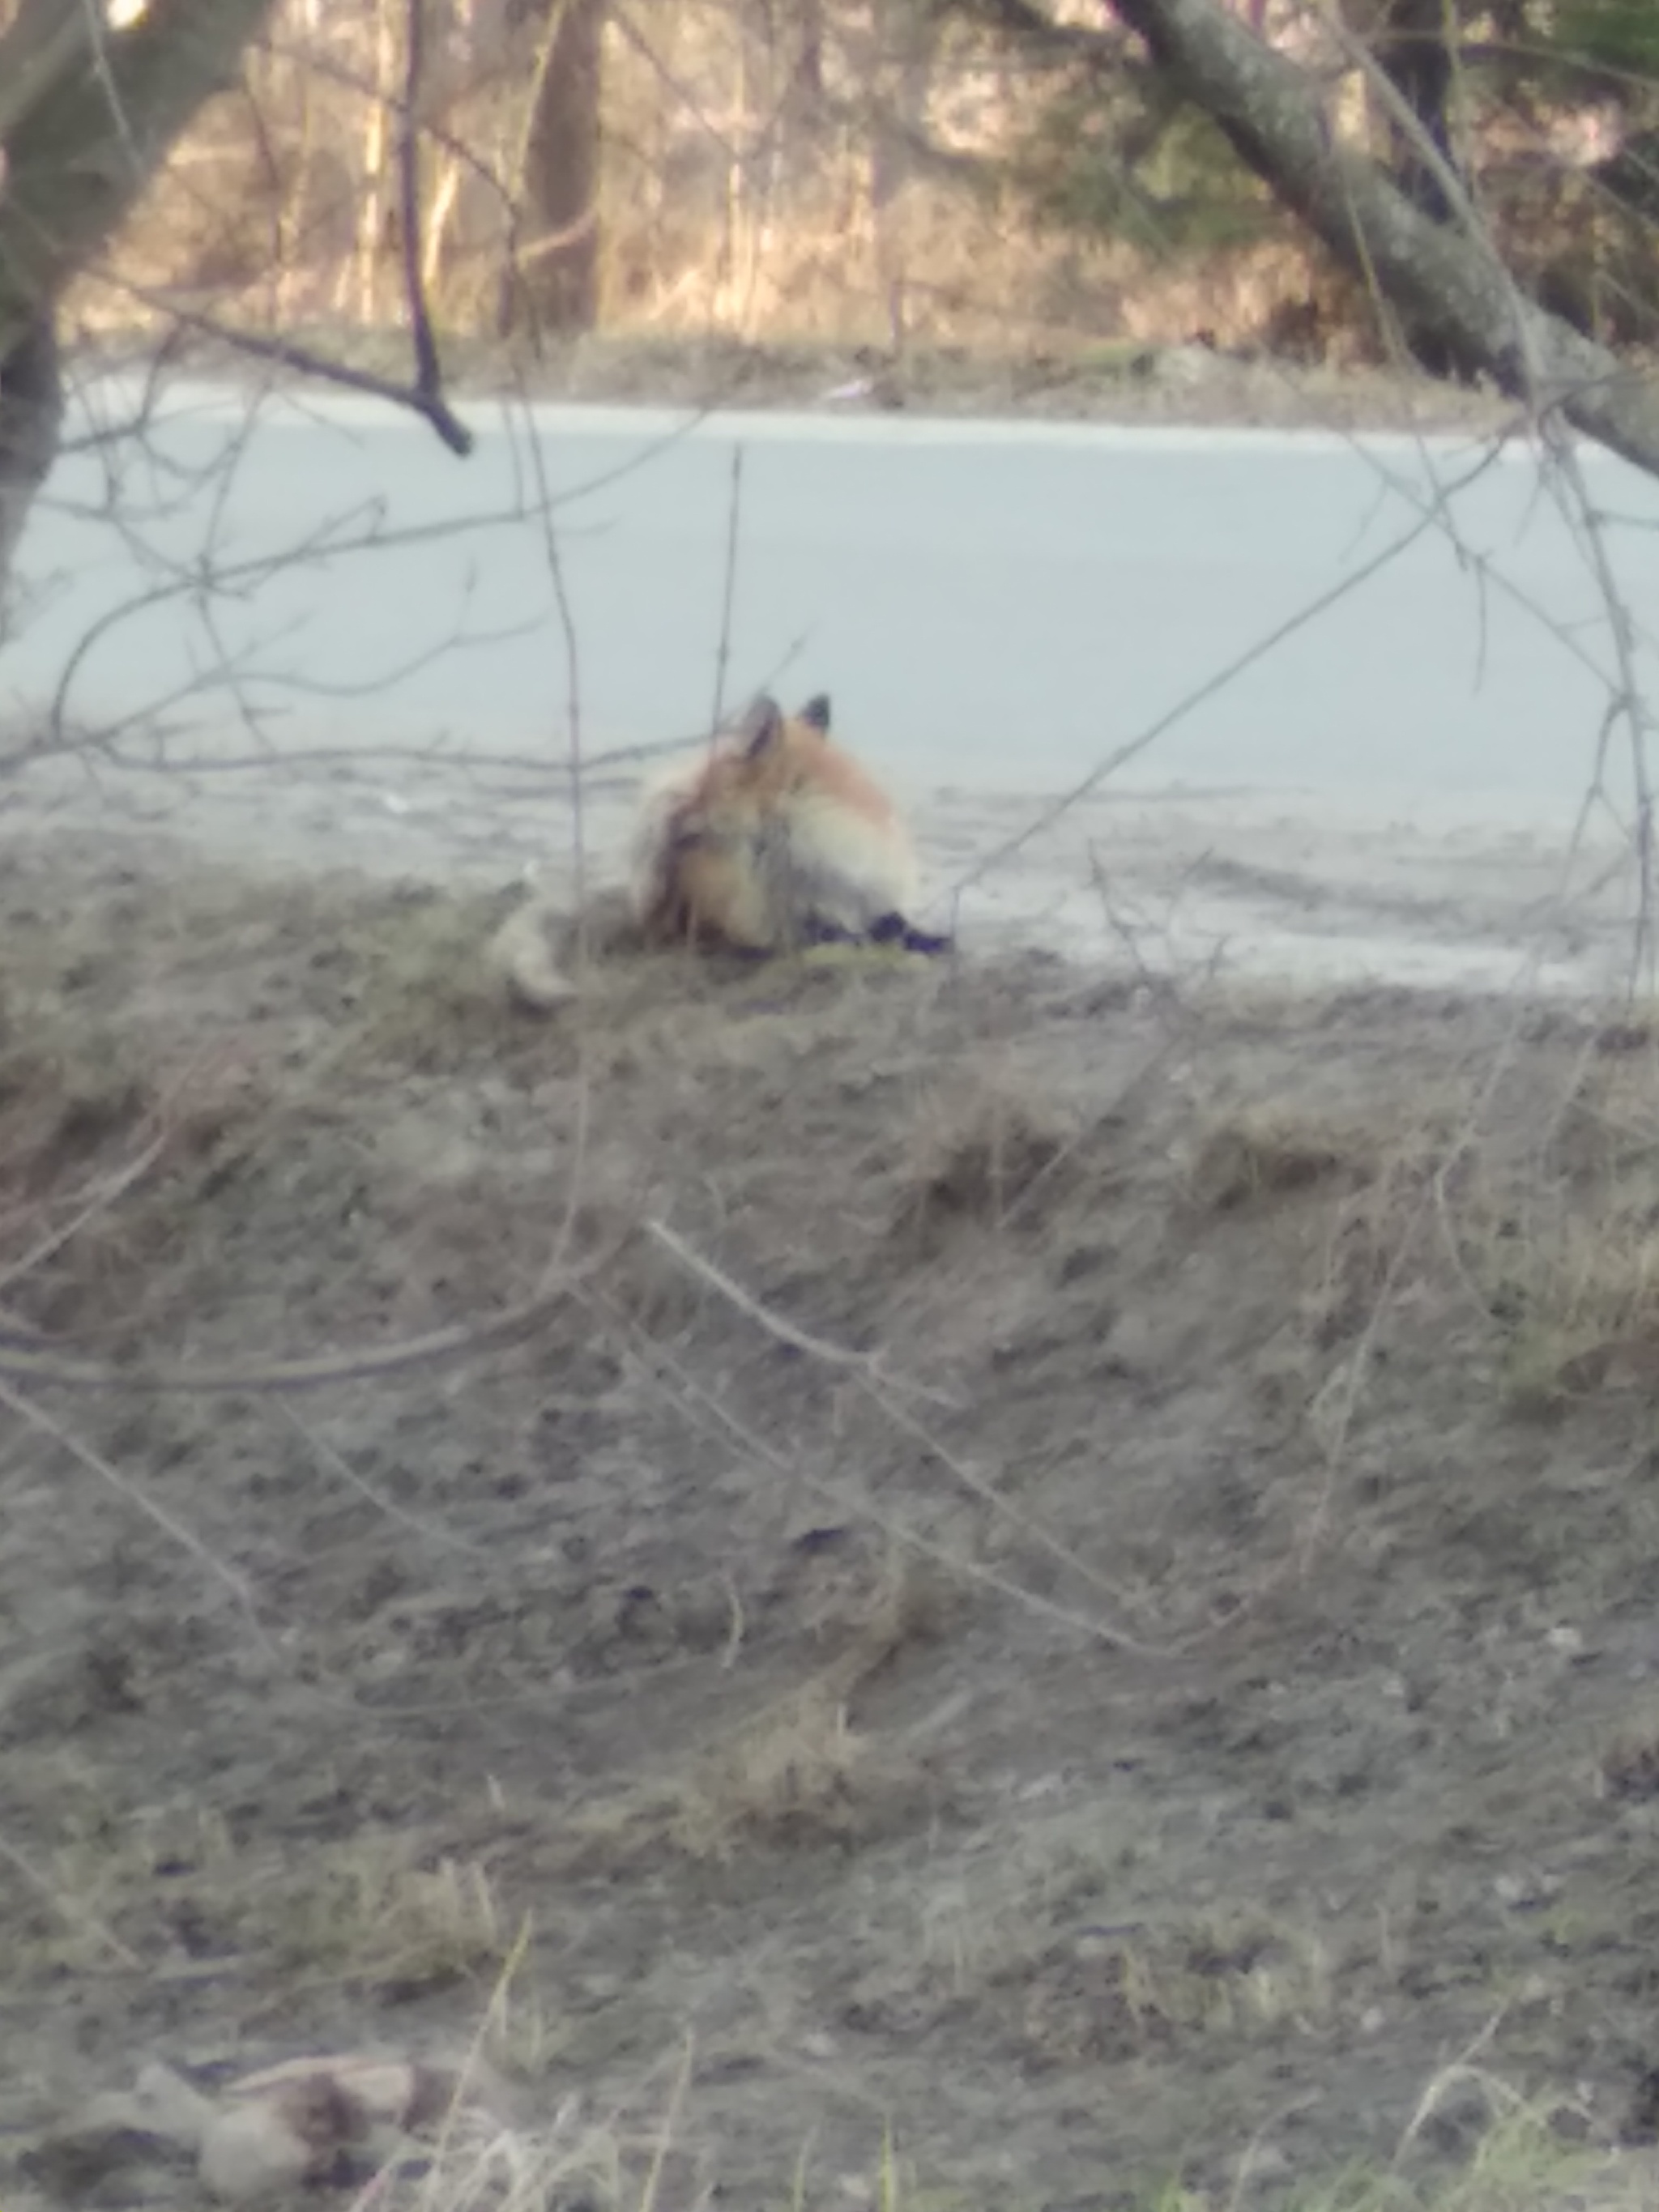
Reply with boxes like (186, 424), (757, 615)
(486, 897), (575, 1010)
(780, 791), (920, 929)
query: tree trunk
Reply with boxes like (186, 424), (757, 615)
(0, 0), (281, 601)
(1371, 0), (1456, 223)
(870, 0), (939, 355)
(798, 0), (826, 111)
(1368, 0), (1464, 373)
(0, 316), (62, 638)
(500, 0), (606, 339)
(1099, 0), (1659, 479)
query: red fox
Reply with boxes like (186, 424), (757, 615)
(491, 693), (951, 1008)
(631, 692), (950, 957)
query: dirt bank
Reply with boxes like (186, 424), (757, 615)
(5, 829), (1659, 2212)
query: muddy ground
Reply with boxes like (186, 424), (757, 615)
(6, 830), (1659, 2210)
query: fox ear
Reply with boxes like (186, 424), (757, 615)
(737, 694), (784, 757)
(798, 693), (832, 735)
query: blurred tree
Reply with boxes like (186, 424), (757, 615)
(0, 0), (280, 609)
(1367, 0), (1456, 219)
(497, 0), (606, 337)
(935, 0), (1659, 472)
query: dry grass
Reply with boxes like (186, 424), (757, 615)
(25, 1795), (513, 2000)
(360, 2032), (1645, 2212)
(324, 885), (534, 1073)
(899, 1084), (1080, 1245)
(568, 1564), (945, 1865)
(1183, 1105), (1377, 1215)
(258, 1835), (514, 1997)
(357, 2108), (629, 2212)
(1461, 1048), (1659, 1415)
(1351, 2099), (1656, 2212)
(1019, 1912), (1334, 2065)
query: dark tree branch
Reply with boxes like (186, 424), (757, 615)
(101, 281), (478, 452)
(392, 0), (472, 457)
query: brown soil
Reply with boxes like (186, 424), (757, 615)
(6, 829), (1659, 2210)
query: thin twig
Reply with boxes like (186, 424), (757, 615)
(948, 489), (1468, 909)
(644, 1219), (953, 1404)
(0, 1126), (169, 1301)
(280, 1403), (493, 1557)
(709, 445), (746, 735)
(585, 1284), (1176, 1657)
(0, 1378), (273, 1647)
(646, 1217), (1173, 1638)
(0, 1826), (142, 1969)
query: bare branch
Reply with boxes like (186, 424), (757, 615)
(108, 278), (476, 454)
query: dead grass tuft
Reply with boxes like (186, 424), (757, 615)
(570, 1565), (945, 1865)
(1473, 1055), (1659, 1414)
(1018, 1912), (1333, 2067)
(332, 886), (533, 1074)
(1299, 1115), (1464, 1350)
(1186, 1105), (1373, 1215)
(899, 1083), (1078, 1244)
(36, 1801), (514, 1996)
(258, 1834), (513, 1997)
(667, 1681), (880, 1857)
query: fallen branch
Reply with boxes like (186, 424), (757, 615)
(0, 1276), (580, 1395)
(1099, 0), (1659, 477)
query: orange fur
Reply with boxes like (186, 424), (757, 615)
(488, 693), (948, 1012)
(630, 693), (936, 955)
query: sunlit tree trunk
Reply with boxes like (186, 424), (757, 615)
(870, 0), (937, 354)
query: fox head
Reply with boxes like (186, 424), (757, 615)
(710, 693), (902, 833)
(731, 691), (830, 774)
(630, 689), (944, 955)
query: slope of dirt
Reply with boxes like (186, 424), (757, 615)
(6, 832), (1659, 2210)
